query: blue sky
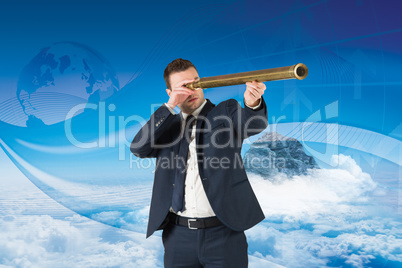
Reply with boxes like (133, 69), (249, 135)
(0, 0), (401, 267)
(0, 0), (401, 138)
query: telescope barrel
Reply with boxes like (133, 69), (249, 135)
(185, 63), (308, 90)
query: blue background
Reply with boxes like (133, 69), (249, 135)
(0, 0), (401, 267)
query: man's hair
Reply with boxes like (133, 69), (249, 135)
(164, 58), (197, 89)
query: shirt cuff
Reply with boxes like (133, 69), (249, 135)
(164, 103), (176, 114)
(245, 98), (262, 110)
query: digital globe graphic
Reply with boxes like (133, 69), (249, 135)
(0, 42), (153, 232)
(16, 42), (120, 127)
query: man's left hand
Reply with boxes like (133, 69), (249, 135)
(244, 81), (266, 107)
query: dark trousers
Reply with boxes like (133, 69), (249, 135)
(162, 222), (248, 268)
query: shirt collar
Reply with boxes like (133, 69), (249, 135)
(182, 99), (207, 119)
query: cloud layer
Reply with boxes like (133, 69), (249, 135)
(249, 154), (377, 220)
(1, 154), (400, 268)
(246, 154), (402, 268)
(0, 214), (163, 268)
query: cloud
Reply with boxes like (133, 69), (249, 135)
(0, 213), (286, 268)
(247, 219), (402, 268)
(1, 153), (399, 268)
(0, 214), (163, 268)
(344, 254), (375, 268)
(245, 154), (402, 268)
(248, 154), (377, 221)
(92, 211), (124, 223)
(90, 205), (150, 233)
(249, 255), (285, 268)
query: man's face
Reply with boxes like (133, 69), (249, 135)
(168, 67), (205, 114)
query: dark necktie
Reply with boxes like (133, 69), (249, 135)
(172, 114), (195, 213)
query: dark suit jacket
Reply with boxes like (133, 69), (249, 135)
(131, 98), (268, 238)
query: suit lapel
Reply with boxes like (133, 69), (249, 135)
(195, 99), (215, 144)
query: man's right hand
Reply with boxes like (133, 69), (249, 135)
(166, 79), (195, 109)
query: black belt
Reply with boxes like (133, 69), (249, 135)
(169, 213), (222, 230)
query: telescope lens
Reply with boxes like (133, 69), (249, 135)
(296, 66), (305, 77)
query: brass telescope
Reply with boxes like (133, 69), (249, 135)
(185, 63), (308, 90)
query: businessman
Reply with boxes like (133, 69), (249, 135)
(130, 58), (268, 267)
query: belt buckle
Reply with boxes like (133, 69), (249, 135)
(188, 219), (198, 230)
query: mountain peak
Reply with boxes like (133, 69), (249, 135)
(244, 132), (319, 179)
(256, 132), (298, 143)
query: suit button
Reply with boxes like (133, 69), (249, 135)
(202, 178), (207, 181)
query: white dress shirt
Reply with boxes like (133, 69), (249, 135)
(164, 98), (261, 218)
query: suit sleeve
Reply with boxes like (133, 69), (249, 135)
(226, 97), (268, 139)
(130, 105), (177, 158)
